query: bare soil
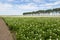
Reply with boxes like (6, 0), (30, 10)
(0, 18), (13, 40)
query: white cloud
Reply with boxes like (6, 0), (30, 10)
(33, 0), (45, 3)
(0, 3), (21, 15)
(14, 3), (39, 13)
(38, 1), (60, 9)
(17, 3), (39, 11)
(0, 0), (60, 15)
(0, 3), (13, 11)
(25, 0), (30, 2)
(54, 1), (60, 5)
(7, 0), (14, 2)
(49, 0), (60, 2)
(16, 2), (53, 12)
(33, 0), (42, 2)
(46, 1), (60, 6)
(21, 1), (60, 10)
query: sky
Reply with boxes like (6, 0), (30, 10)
(0, 0), (60, 15)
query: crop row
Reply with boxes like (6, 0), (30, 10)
(3, 17), (60, 40)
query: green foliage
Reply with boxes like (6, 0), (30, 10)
(23, 8), (60, 15)
(4, 17), (60, 40)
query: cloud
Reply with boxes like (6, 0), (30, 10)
(15, 3), (41, 13)
(48, 0), (59, 1)
(15, 0), (31, 3)
(17, 3), (38, 10)
(0, 0), (60, 15)
(44, 1), (60, 7)
(18, 0), (60, 10)
(0, 3), (13, 11)
(21, 0), (30, 2)
(32, 0), (46, 4)
(54, 1), (60, 5)
(7, 0), (14, 2)
(25, 0), (30, 2)
(33, 0), (42, 2)
(16, 2), (53, 12)
(0, 3), (21, 15)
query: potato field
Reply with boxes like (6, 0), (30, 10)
(3, 17), (60, 40)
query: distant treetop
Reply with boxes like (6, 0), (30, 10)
(23, 8), (60, 15)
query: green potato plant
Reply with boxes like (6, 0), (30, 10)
(3, 17), (60, 40)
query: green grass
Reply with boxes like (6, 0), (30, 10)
(3, 17), (60, 40)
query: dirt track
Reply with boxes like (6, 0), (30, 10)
(0, 18), (13, 40)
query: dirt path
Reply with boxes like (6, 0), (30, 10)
(0, 18), (13, 40)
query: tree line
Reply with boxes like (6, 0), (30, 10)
(23, 8), (60, 15)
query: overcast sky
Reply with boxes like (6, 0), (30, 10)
(0, 0), (60, 15)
